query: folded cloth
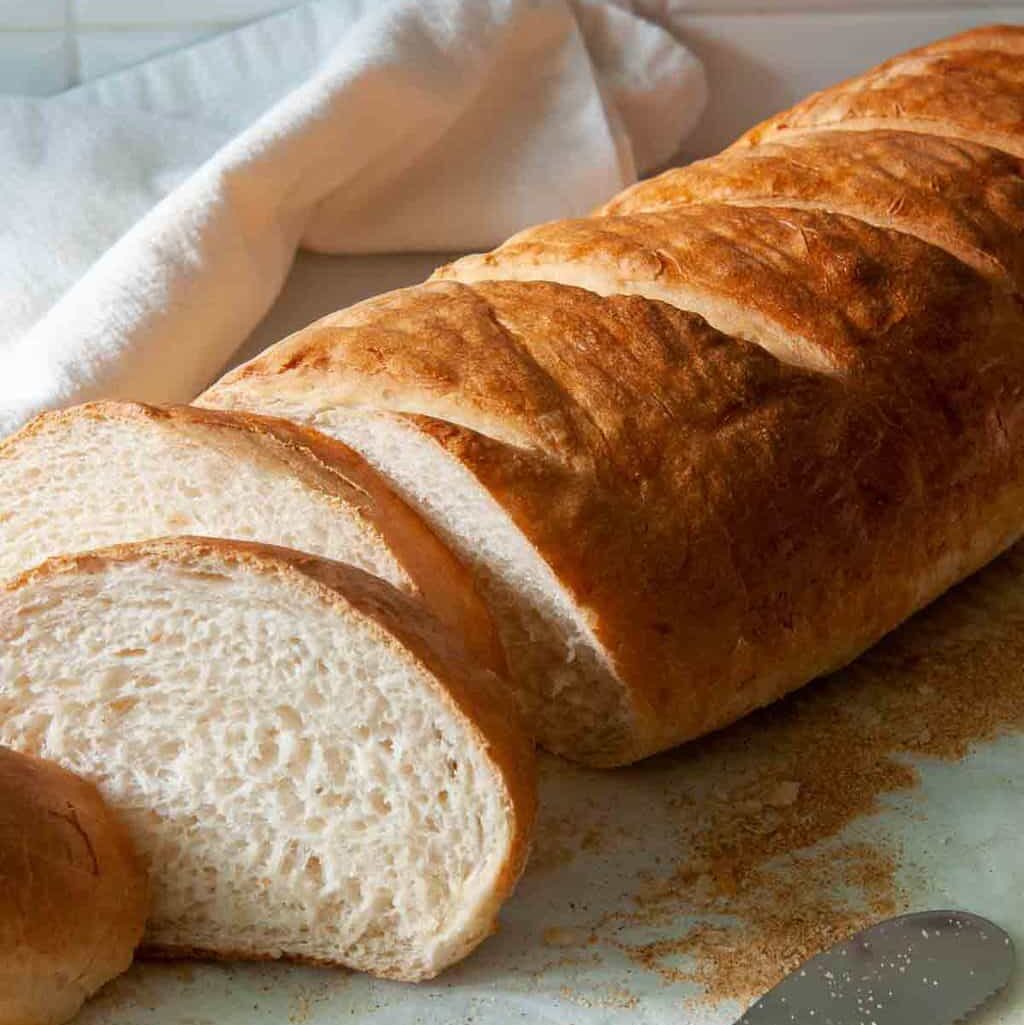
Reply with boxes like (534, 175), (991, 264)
(0, 0), (705, 437)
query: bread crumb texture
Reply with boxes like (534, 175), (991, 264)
(528, 542), (1024, 1006)
(0, 540), (530, 981)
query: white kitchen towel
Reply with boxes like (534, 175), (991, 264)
(0, 0), (705, 437)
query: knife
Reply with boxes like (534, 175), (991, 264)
(736, 910), (1014, 1025)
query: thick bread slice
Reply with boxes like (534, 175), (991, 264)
(736, 25), (1024, 156)
(598, 131), (1024, 295)
(0, 537), (535, 981)
(201, 284), (641, 763)
(200, 277), (1024, 765)
(433, 203), (1020, 375)
(0, 402), (502, 674)
(0, 746), (147, 1025)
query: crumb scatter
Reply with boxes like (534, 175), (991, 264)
(536, 545), (1024, 1004)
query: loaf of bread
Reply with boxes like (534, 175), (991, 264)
(0, 401), (502, 673)
(201, 24), (1024, 766)
(0, 537), (535, 980)
(0, 745), (147, 1025)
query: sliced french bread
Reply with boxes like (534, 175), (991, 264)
(200, 268), (1024, 766)
(203, 25), (1024, 767)
(199, 281), (681, 764)
(0, 401), (502, 673)
(0, 537), (535, 981)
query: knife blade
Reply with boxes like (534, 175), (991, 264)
(736, 910), (1014, 1025)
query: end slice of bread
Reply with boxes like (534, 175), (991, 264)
(0, 401), (503, 674)
(0, 745), (147, 1025)
(0, 537), (535, 981)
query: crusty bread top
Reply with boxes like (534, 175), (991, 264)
(202, 24), (1024, 762)
(599, 130), (1024, 295)
(5, 536), (536, 883)
(1, 401), (505, 676)
(201, 275), (1024, 758)
(0, 745), (148, 1023)
(737, 25), (1024, 155)
(435, 203), (1011, 376)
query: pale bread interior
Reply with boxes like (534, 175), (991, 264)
(0, 409), (408, 589)
(0, 546), (515, 980)
(201, 390), (635, 763)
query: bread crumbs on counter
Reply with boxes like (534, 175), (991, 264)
(558, 983), (639, 1010)
(536, 544), (1024, 1006)
(288, 993), (312, 1024)
(543, 926), (590, 947)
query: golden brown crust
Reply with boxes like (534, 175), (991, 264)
(435, 203), (1000, 376)
(7, 537), (536, 938)
(0, 746), (148, 1023)
(599, 131), (1024, 294)
(202, 25), (1024, 764)
(2, 400), (505, 676)
(737, 30), (1024, 155)
(203, 275), (1024, 761)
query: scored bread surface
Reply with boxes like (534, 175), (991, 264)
(203, 269), (1024, 763)
(0, 401), (503, 674)
(433, 202), (1012, 371)
(0, 537), (535, 980)
(598, 131), (1024, 294)
(200, 24), (1024, 766)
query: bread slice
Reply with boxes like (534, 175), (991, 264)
(0, 401), (502, 674)
(0, 746), (147, 1025)
(199, 282), (652, 764)
(0, 537), (535, 980)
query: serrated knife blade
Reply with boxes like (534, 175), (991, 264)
(735, 910), (1014, 1025)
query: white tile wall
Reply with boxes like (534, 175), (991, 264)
(73, 0), (297, 26)
(0, 29), (69, 94)
(0, 0), (64, 29)
(643, 0), (1016, 11)
(0, 0), (299, 94)
(76, 27), (218, 80)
